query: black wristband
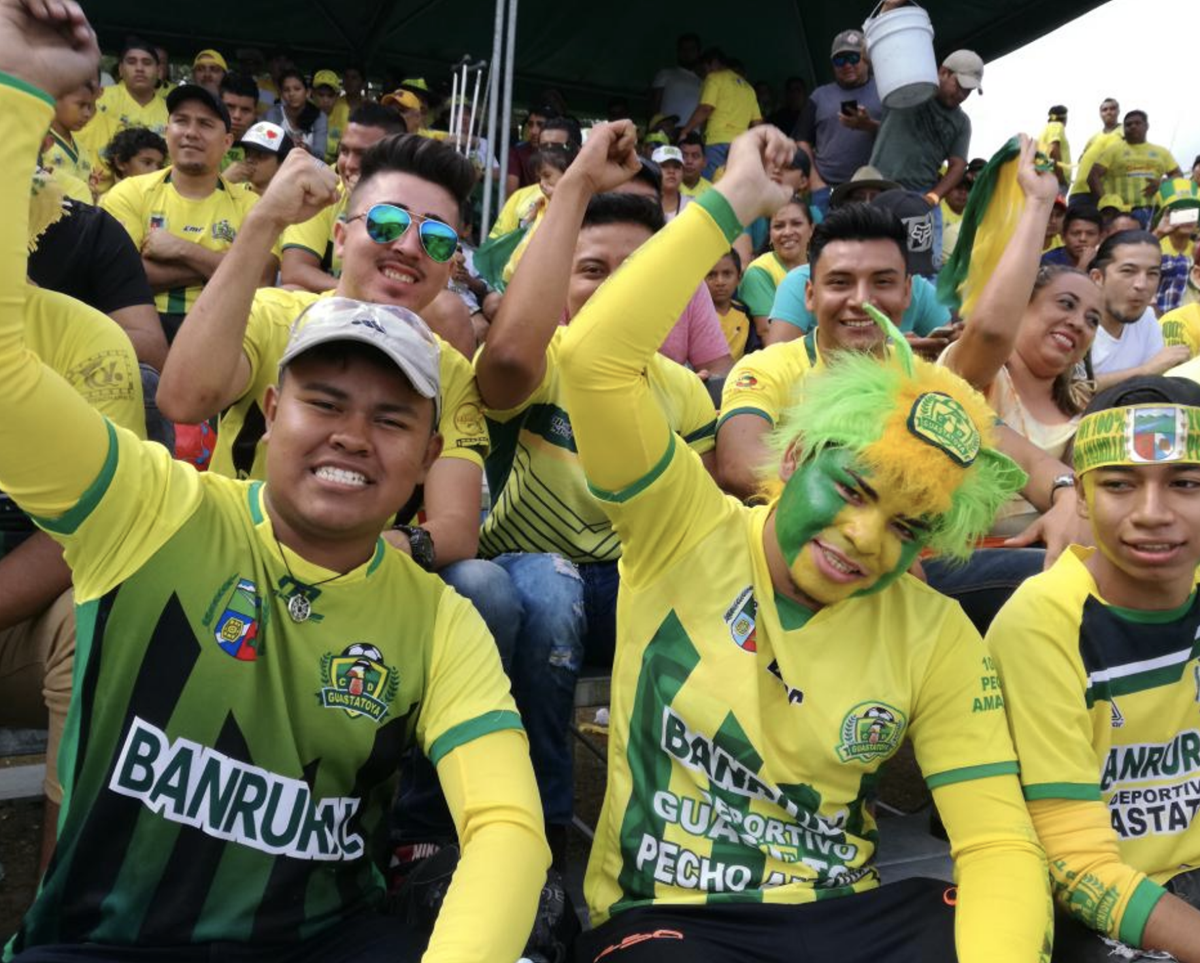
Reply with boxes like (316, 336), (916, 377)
(394, 524), (436, 571)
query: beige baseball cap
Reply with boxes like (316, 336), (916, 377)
(943, 50), (984, 94)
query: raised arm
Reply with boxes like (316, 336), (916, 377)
(157, 149), (339, 423)
(474, 121), (642, 412)
(558, 126), (795, 496)
(943, 136), (1058, 391)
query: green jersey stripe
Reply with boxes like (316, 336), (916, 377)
(428, 710), (523, 766)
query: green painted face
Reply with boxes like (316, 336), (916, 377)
(775, 447), (925, 605)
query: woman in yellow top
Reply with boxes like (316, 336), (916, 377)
(737, 194), (813, 339)
(941, 136), (1102, 535)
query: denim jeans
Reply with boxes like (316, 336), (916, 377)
(703, 143), (730, 180)
(392, 558), (521, 843)
(494, 553), (619, 827)
(923, 548), (1045, 637)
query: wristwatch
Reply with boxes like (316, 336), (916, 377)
(1048, 473), (1076, 505)
(394, 524), (436, 571)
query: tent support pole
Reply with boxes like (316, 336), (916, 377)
(481, 0), (505, 235)
(496, 0), (518, 218)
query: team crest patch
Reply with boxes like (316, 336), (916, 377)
(723, 586), (758, 652)
(212, 576), (263, 661)
(835, 702), (906, 763)
(734, 373), (760, 390)
(149, 214), (167, 231)
(1129, 406), (1186, 463)
(907, 392), (980, 466)
(317, 644), (399, 722)
(211, 219), (236, 243)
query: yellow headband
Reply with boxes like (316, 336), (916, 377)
(1074, 404), (1200, 474)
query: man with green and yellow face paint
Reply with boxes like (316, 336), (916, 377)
(989, 375), (1200, 962)
(556, 121), (1052, 963)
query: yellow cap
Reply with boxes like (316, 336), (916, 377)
(192, 49), (227, 70)
(312, 70), (341, 91)
(382, 89), (422, 111)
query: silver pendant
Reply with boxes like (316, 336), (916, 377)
(287, 592), (312, 623)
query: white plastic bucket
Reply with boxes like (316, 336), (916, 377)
(863, 2), (938, 109)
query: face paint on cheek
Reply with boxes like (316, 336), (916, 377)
(774, 448), (848, 567)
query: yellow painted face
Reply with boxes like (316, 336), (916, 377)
(776, 448), (924, 607)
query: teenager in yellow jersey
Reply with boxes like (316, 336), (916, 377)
(101, 84), (275, 342)
(989, 376), (1200, 961)
(280, 103), (406, 293)
(0, 7), (546, 962)
(556, 122), (1050, 963)
(678, 49), (761, 179)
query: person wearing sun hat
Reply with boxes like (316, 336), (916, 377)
(989, 374), (1200, 961)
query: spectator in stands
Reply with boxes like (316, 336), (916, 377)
(678, 130), (711, 197)
(796, 29), (882, 214)
(102, 85), (273, 342)
(312, 69), (346, 163)
(1, 9), (547, 957)
(766, 76), (807, 136)
(234, 120), (293, 194)
(93, 36), (168, 134)
(941, 137), (1099, 541)
(41, 77), (97, 191)
(474, 130), (720, 865)
(738, 194), (813, 339)
(341, 63), (368, 116)
(154, 44), (172, 92)
(539, 114), (581, 149)
(650, 33), (702, 136)
(254, 45), (294, 116)
(191, 48), (227, 96)
(506, 104), (553, 193)
(1153, 178), (1199, 315)
(1038, 104), (1071, 187)
(267, 69), (328, 158)
(1088, 110), (1182, 228)
(1068, 96), (1123, 204)
(652, 144), (691, 222)
(217, 71), (259, 175)
(1160, 259), (1200, 359)
(1042, 204), (1102, 268)
(102, 125), (165, 188)
(705, 248), (753, 360)
(678, 47), (761, 178)
(1089, 230), (1189, 387)
(870, 49), (980, 264)
(564, 122), (1051, 963)
(279, 102), (406, 293)
(381, 87), (425, 135)
(989, 376), (1200, 962)
(1043, 194), (1067, 253)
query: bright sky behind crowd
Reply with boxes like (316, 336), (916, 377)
(963, 0), (1198, 174)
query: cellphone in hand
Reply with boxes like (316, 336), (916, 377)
(840, 99), (858, 116)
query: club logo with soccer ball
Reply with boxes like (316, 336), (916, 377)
(836, 702), (906, 763)
(317, 643), (398, 722)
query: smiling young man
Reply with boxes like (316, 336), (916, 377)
(0, 4), (547, 962)
(989, 376), (1200, 962)
(100, 83), (274, 342)
(556, 122), (1051, 963)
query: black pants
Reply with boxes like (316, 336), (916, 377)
(12, 914), (426, 963)
(574, 877), (958, 963)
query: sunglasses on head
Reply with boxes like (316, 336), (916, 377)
(832, 52), (862, 67)
(347, 203), (459, 263)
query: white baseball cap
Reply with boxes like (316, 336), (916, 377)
(239, 121), (293, 158)
(651, 145), (684, 165)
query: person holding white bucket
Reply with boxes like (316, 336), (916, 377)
(870, 49), (983, 268)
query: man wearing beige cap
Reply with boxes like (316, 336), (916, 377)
(795, 28), (883, 214)
(191, 48), (227, 95)
(870, 48), (982, 265)
(0, 4), (548, 959)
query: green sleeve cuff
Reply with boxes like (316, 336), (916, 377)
(0, 71), (56, 108)
(588, 430), (676, 504)
(428, 709), (524, 767)
(925, 760), (1018, 790)
(280, 242), (321, 258)
(1119, 876), (1167, 947)
(32, 420), (119, 535)
(717, 406), (774, 430)
(1023, 782), (1103, 802)
(695, 189), (745, 245)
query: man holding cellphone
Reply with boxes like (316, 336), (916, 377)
(794, 29), (882, 214)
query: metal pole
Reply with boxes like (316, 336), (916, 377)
(468, 66), (483, 153)
(481, 0), (505, 235)
(497, 0), (518, 213)
(457, 60), (469, 153)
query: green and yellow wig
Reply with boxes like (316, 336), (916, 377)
(759, 309), (1027, 562)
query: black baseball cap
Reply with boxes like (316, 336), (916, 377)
(1085, 376), (1200, 416)
(870, 189), (937, 277)
(166, 84), (232, 132)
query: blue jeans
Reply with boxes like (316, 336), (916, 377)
(392, 559), (520, 843)
(703, 143), (730, 180)
(494, 553), (619, 827)
(923, 548), (1044, 636)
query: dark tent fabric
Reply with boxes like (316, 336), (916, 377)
(89, 0), (1106, 112)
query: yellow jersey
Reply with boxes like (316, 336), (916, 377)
(43, 129), (93, 187)
(698, 69), (761, 146)
(281, 186), (348, 279)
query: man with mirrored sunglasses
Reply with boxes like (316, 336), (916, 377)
(795, 28), (882, 216)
